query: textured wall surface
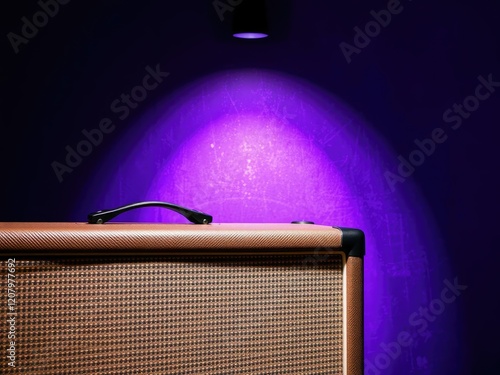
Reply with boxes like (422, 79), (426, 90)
(77, 70), (456, 374)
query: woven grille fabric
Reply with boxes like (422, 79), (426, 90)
(1, 255), (344, 374)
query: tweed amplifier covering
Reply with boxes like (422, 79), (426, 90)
(0, 223), (364, 375)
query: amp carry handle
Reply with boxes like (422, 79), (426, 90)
(87, 201), (213, 225)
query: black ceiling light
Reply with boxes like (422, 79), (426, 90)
(232, 0), (269, 39)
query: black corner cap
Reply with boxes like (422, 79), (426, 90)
(334, 227), (365, 258)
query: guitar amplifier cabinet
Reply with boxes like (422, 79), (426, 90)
(0, 223), (364, 375)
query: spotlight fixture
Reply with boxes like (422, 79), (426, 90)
(232, 0), (269, 39)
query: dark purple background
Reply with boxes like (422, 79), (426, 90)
(1, 0), (499, 373)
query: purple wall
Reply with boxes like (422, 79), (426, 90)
(77, 69), (458, 374)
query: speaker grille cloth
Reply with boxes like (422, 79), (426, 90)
(2, 255), (344, 374)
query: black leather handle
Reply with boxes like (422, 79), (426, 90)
(87, 201), (213, 224)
